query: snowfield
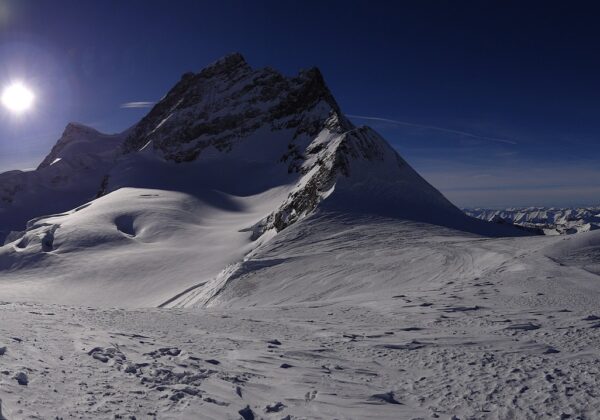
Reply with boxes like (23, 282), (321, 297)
(1, 215), (600, 419)
(0, 186), (286, 307)
(1, 54), (600, 419)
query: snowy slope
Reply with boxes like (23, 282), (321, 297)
(167, 212), (600, 310)
(1, 220), (600, 419)
(0, 186), (285, 307)
(544, 228), (600, 275)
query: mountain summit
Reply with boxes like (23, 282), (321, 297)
(0, 53), (528, 306)
(121, 53), (342, 160)
(105, 52), (493, 235)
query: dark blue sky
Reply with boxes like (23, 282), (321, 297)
(0, 0), (598, 207)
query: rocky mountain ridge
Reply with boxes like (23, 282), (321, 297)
(465, 207), (600, 234)
(121, 53), (345, 162)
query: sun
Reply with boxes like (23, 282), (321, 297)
(1, 82), (35, 113)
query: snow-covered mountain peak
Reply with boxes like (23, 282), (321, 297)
(63, 121), (101, 135)
(197, 52), (251, 77)
(0, 122), (126, 242)
(108, 52), (474, 236)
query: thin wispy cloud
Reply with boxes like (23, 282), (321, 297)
(347, 114), (517, 145)
(120, 101), (155, 109)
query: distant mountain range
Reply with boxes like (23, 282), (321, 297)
(465, 207), (600, 234)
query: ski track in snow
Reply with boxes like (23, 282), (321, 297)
(1, 220), (600, 419)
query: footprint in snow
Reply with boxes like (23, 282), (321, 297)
(204, 397), (229, 406)
(88, 346), (126, 365)
(379, 340), (427, 350)
(305, 390), (317, 402)
(238, 405), (255, 420)
(14, 371), (28, 386)
(265, 402), (286, 413)
(146, 347), (181, 357)
(505, 322), (540, 331)
(368, 391), (402, 405)
(442, 305), (481, 313)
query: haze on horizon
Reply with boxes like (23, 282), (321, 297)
(0, 0), (598, 208)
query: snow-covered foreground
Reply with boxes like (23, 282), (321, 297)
(2, 216), (600, 419)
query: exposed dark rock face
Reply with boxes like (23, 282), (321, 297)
(255, 123), (409, 235)
(0, 176), (21, 204)
(121, 53), (347, 163)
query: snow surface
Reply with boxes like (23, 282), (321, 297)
(1, 218), (600, 418)
(0, 186), (286, 307)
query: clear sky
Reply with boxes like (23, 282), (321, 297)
(0, 0), (598, 208)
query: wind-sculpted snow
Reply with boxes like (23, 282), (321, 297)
(544, 229), (600, 275)
(164, 213), (594, 310)
(0, 187), (284, 306)
(1, 223), (600, 418)
(466, 206), (600, 235)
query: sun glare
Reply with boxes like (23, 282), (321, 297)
(1, 82), (35, 113)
